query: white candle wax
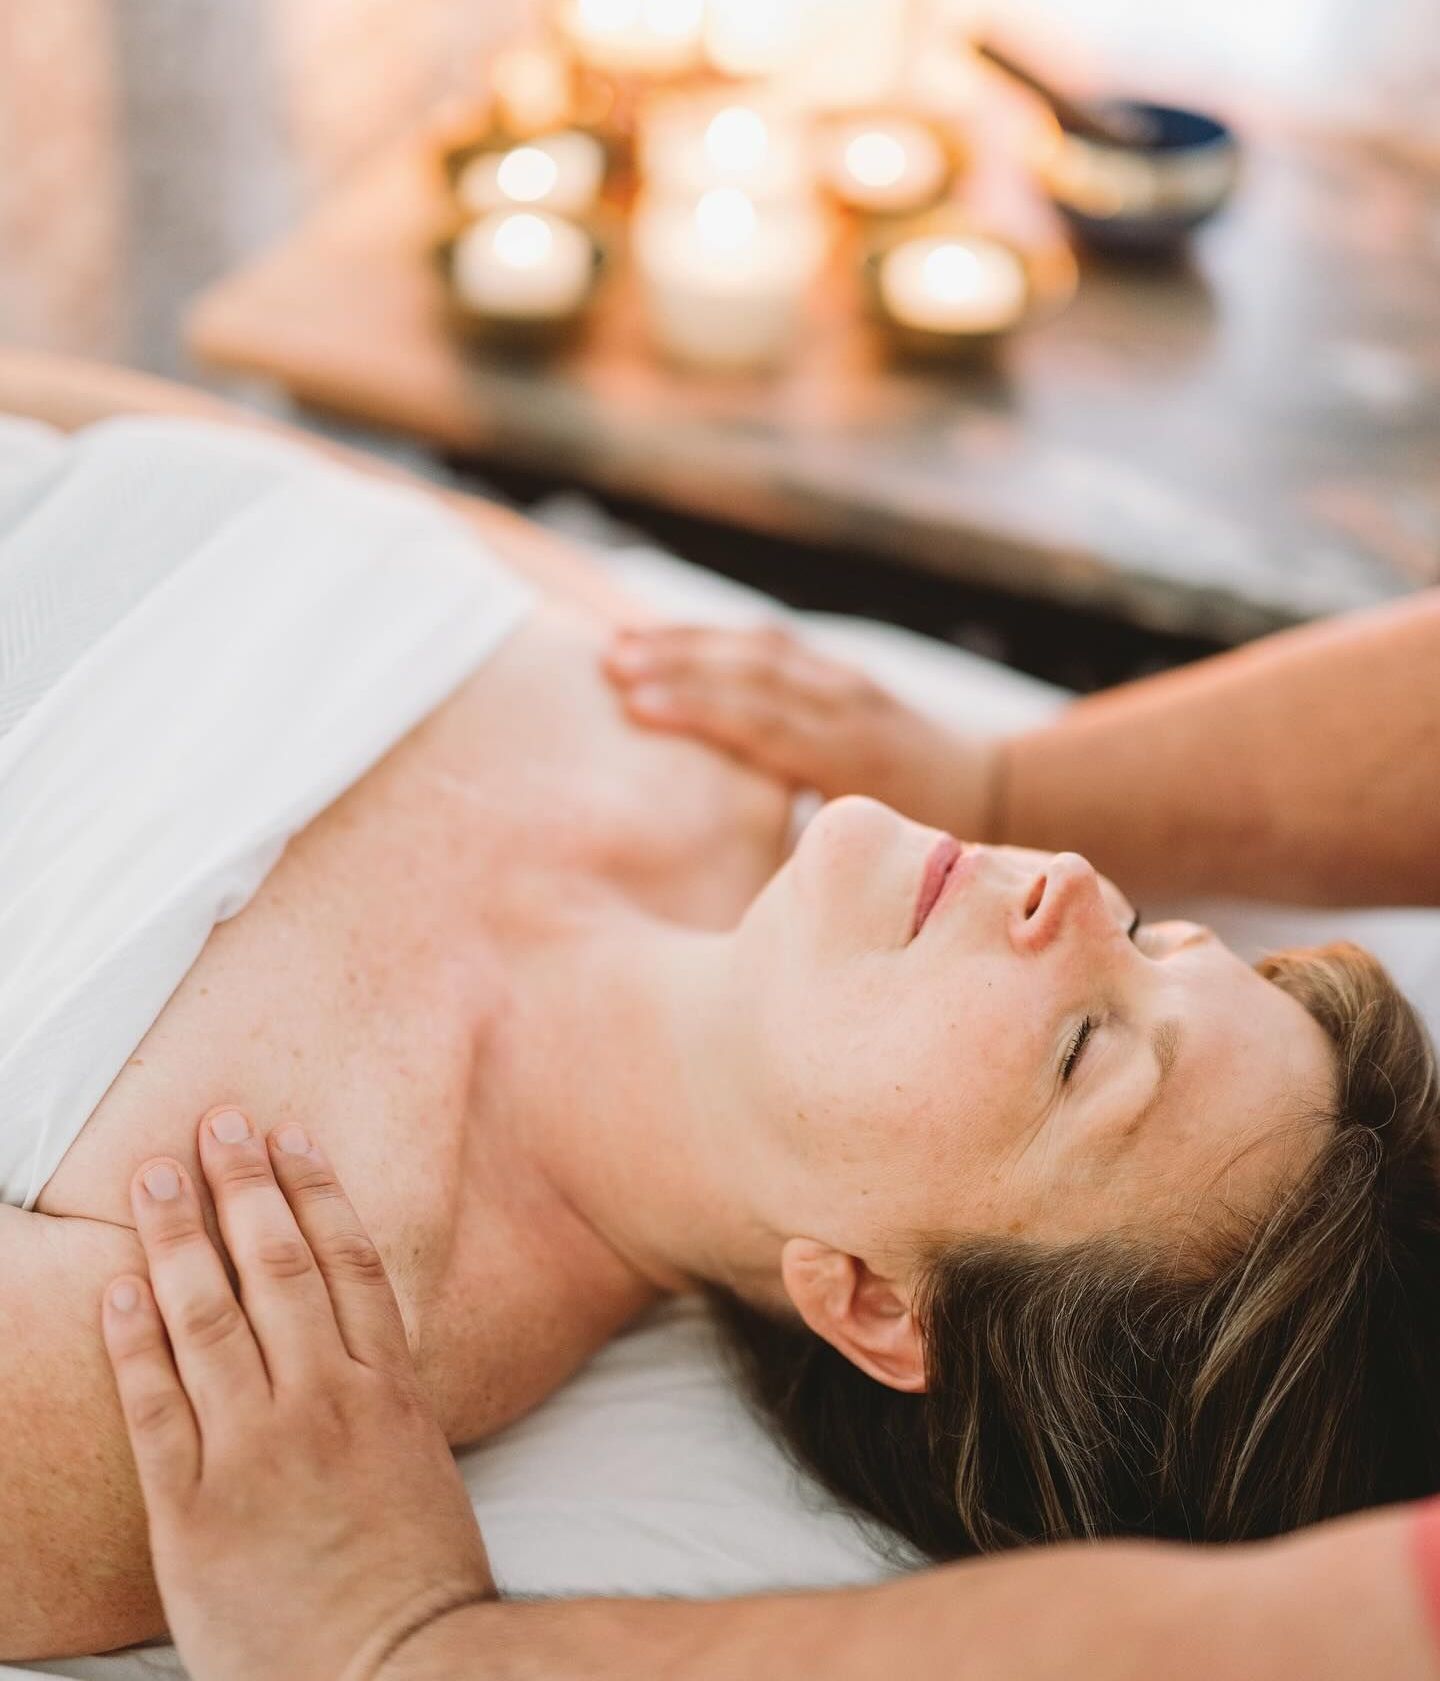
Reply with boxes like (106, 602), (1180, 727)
(557, 0), (705, 78)
(639, 95), (811, 202)
(457, 131), (607, 219)
(879, 235), (1028, 335)
(635, 186), (826, 370)
(452, 211), (594, 320)
(821, 115), (950, 214)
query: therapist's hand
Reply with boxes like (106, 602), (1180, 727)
(101, 1110), (494, 1681)
(604, 623), (1002, 839)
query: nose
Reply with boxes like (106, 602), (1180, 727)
(1012, 852), (1105, 955)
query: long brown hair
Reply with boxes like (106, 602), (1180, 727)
(712, 942), (1440, 1557)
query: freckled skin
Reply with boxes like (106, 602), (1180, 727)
(0, 599), (793, 1660)
(723, 797), (1336, 1265)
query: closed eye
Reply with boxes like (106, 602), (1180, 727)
(1061, 1016), (1093, 1082)
(1061, 911), (1143, 1083)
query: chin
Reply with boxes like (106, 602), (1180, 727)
(802, 796), (910, 869)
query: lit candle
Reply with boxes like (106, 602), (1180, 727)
(557, 0), (705, 79)
(820, 115), (952, 215)
(634, 185), (826, 370)
(451, 210), (596, 322)
(639, 95), (811, 202)
(877, 234), (1028, 339)
(456, 131), (607, 219)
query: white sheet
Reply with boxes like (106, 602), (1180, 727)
(9, 441), (1440, 1681)
(0, 417), (534, 1210)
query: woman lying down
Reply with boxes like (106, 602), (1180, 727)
(2, 408), (1438, 1662)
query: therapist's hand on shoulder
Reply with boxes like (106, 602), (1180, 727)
(101, 1109), (493, 1681)
(604, 623), (1001, 840)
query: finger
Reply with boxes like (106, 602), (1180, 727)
(129, 1157), (269, 1428)
(195, 1109), (349, 1383)
(605, 624), (800, 690)
(610, 636), (852, 738)
(102, 1273), (201, 1502)
(619, 678), (817, 780)
(264, 1123), (412, 1372)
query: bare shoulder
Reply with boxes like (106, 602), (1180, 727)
(0, 1205), (164, 1661)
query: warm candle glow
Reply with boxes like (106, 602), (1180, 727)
(457, 131), (607, 218)
(493, 212), (556, 270)
(452, 210), (595, 320)
(704, 106), (770, 175)
(923, 243), (980, 302)
(640, 92), (810, 201)
(822, 114), (951, 214)
(635, 190), (826, 370)
(694, 185), (759, 253)
(878, 234), (1028, 336)
(845, 131), (907, 190)
(496, 146), (561, 204)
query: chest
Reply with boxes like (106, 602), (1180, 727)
(36, 606), (785, 1428)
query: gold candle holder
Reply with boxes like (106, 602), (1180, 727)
(816, 108), (967, 221)
(436, 209), (607, 354)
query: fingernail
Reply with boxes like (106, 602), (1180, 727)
(629, 684), (671, 714)
(109, 1280), (140, 1313)
(209, 1109), (250, 1144)
(274, 1123), (311, 1156)
(142, 1163), (180, 1201)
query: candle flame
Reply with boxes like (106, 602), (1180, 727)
(492, 212), (556, 270)
(704, 106), (770, 174)
(922, 242), (982, 302)
(844, 130), (907, 190)
(497, 146), (562, 204)
(694, 185), (759, 251)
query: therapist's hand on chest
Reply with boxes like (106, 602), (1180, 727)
(100, 1107), (493, 1681)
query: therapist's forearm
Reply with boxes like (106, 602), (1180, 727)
(380, 1509), (1435, 1681)
(990, 592), (1440, 906)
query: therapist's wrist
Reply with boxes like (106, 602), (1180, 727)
(937, 730), (1007, 847)
(364, 1585), (501, 1681)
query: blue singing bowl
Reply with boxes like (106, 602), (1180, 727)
(1039, 101), (1241, 255)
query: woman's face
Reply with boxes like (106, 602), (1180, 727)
(729, 798), (1337, 1266)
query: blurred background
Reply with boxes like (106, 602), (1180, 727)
(2, 0), (1437, 687)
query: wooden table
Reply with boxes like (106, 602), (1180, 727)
(187, 122), (1440, 644)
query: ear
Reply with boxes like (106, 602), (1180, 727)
(780, 1237), (927, 1393)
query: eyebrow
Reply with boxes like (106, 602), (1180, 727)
(1153, 1017), (1182, 1089)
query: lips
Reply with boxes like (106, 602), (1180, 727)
(913, 835), (964, 937)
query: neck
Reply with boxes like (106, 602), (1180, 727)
(491, 882), (783, 1303)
